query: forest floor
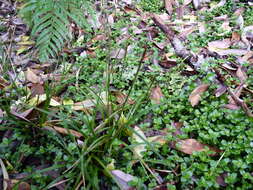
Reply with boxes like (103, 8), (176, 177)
(1, 0), (253, 189)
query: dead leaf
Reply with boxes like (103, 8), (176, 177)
(28, 94), (61, 107)
(223, 104), (240, 110)
(189, 84), (209, 107)
(47, 126), (83, 138)
(178, 26), (197, 39)
(164, 0), (174, 15)
(183, 0), (192, 5)
(150, 86), (164, 104)
(193, 0), (200, 9)
(147, 135), (167, 145)
(215, 85), (227, 97)
(175, 139), (221, 155)
(0, 77), (10, 89)
(231, 32), (241, 42)
(6, 179), (31, 190)
(111, 170), (135, 190)
(132, 126), (147, 158)
(73, 99), (95, 110)
(30, 83), (44, 97)
(25, 68), (41, 83)
(208, 39), (231, 50)
(236, 66), (247, 83)
(213, 49), (248, 56)
(113, 91), (135, 105)
(240, 51), (253, 62)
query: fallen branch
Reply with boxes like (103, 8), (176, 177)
(151, 14), (195, 63)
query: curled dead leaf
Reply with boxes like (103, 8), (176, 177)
(25, 68), (41, 83)
(189, 84), (209, 107)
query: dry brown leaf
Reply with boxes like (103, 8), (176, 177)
(150, 86), (164, 104)
(164, 0), (174, 15)
(223, 104), (240, 110)
(176, 139), (221, 155)
(25, 68), (41, 83)
(232, 32), (241, 42)
(208, 39), (231, 50)
(236, 66), (247, 83)
(228, 84), (244, 106)
(30, 83), (44, 97)
(189, 84), (209, 107)
(73, 99), (95, 110)
(215, 85), (227, 97)
(0, 77), (10, 89)
(240, 51), (253, 62)
(178, 26), (197, 39)
(113, 91), (135, 105)
(51, 126), (83, 138)
(183, 0), (192, 5)
(10, 109), (31, 122)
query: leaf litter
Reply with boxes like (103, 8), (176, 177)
(1, 0), (253, 189)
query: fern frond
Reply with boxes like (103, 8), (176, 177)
(20, 0), (93, 62)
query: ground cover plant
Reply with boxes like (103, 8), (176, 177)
(1, 0), (253, 189)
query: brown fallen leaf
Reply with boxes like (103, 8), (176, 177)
(0, 77), (10, 89)
(178, 26), (197, 39)
(73, 99), (95, 110)
(214, 49), (248, 56)
(215, 85), (227, 97)
(223, 104), (240, 110)
(208, 39), (232, 50)
(164, 0), (174, 15)
(49, 126), (83, 138)
(25, 68), (41, 83)
(10, 109), (32, 122)
(175, 139), (222, 155)
(150, 86), (164, 104)
(30, 83), (44, 97)
(189, 84), (209, 107)
(113, 91), (135, 105)
(236, 66), (247, 83)
(231, 32), (241, 42)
